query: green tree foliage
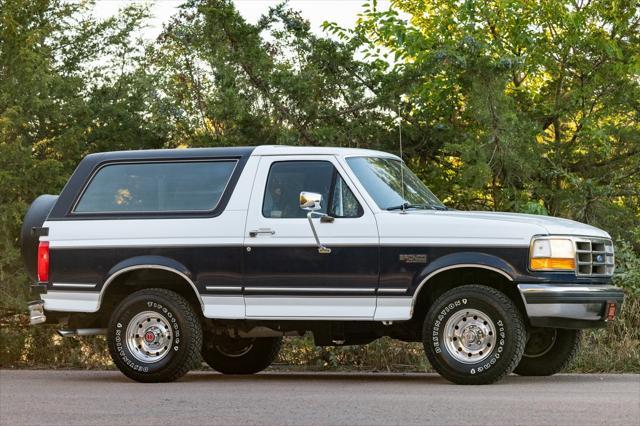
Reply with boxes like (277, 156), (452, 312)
(333, 0), (639, 239)
(150, 0), (397, 148)
(0, 0), (638, 314)
(0, 0), (164, 307)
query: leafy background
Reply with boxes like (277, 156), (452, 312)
(0, 0), (638, 371)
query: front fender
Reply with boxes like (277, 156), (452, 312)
(411, 252), (518, 295)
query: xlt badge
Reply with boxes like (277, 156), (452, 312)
(399, 254), (427, 264)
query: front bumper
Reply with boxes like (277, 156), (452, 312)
(517, 283), (624, 329)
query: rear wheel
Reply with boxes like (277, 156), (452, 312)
(107, 288), (202, 383)
(514, 328), (581, 376)
(202, 335), (282, 374)
(422, 285), (526, 385)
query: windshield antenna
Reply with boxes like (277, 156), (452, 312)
(398, 105), (407, 214)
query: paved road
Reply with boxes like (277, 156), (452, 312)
(0, 370), (638, 425)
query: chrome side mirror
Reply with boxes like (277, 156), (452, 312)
(299, 191), (332, 254)
(299, 191), (322, 211)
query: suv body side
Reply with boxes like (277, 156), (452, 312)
(31, 146), (623, 329)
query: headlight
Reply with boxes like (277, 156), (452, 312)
(530, 238), (576, 271)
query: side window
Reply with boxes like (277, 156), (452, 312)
(262, 161), (362, 219)
(74, 160), (237, 213)
(330, 175), (363, 218)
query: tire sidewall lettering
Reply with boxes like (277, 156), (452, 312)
(430, 296), (509, 375)
(112, 297), (184, 375)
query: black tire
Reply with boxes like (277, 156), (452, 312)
(107, 288), (202, 383)
(202, 334), (282, 374)
(423, 285), (527, 385)
(514, 328), (581, 376)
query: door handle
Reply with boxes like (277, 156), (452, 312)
(249, 228), (275, 237)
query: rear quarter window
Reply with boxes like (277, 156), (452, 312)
(74, 160), (237, 213)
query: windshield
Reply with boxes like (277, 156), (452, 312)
(346, 157), (446, 211)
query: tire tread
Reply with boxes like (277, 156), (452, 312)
(108, 288), (202, 383)
(423, 284), (527, 385)
(514, 329), (581, 376)
(202, 336), (282, 375)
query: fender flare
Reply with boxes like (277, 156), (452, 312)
(411, 252), (517, 309)
(97, 255), (203, 312)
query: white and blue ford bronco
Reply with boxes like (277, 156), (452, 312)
(21, 146), (624, 384)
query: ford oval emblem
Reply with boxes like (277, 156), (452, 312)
(596, 254), (604, 263)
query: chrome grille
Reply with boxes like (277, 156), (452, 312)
(575, 238), (614, 276)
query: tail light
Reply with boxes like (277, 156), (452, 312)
(37, 241), (50, 282)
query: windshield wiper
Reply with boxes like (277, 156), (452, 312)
(386, 203), (433, 211)
(387, 202), (449, 211)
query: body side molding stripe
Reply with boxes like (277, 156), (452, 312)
(377, 288), (408, 294)
(243, 287), (376, 293)
(52, 283), (97, 289)
(205, 286), (243, 292)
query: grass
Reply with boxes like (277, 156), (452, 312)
(1, 290), (638, 373)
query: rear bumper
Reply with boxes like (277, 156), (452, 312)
(28, 283), (48, 325)
(517, 283), (624, 329)
(28, 301), (46, 325)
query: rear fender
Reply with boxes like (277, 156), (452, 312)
(98, 256), (202, 311)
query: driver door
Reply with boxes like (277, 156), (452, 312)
(243, 155), (379, 319)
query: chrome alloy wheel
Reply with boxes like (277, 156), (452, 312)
(126, 311), (173, 363)
(443, 308), (497, 364)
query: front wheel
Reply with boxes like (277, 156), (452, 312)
(514, 328), (581, 376)
(202, 335), (282, 374)
(107, 288), (203, 383)
(423, 285), (527, 385)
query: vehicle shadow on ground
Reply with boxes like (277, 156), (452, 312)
(66, 370), (614, 386)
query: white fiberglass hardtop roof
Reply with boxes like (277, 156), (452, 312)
(251, 145), (400, 160)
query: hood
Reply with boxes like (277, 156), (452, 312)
(376, 210), (610, 247)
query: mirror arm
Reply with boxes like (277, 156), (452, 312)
(307, 211), (332, 254)
(320, 215), (335, 223)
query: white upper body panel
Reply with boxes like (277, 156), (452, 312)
(43, 145), (610, 247)
(251, 145), (400, 160)
(256, 146), (610, 244)
(374, 210), (610, 247)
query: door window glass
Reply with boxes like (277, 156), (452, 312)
(262, 161), (362, 218)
